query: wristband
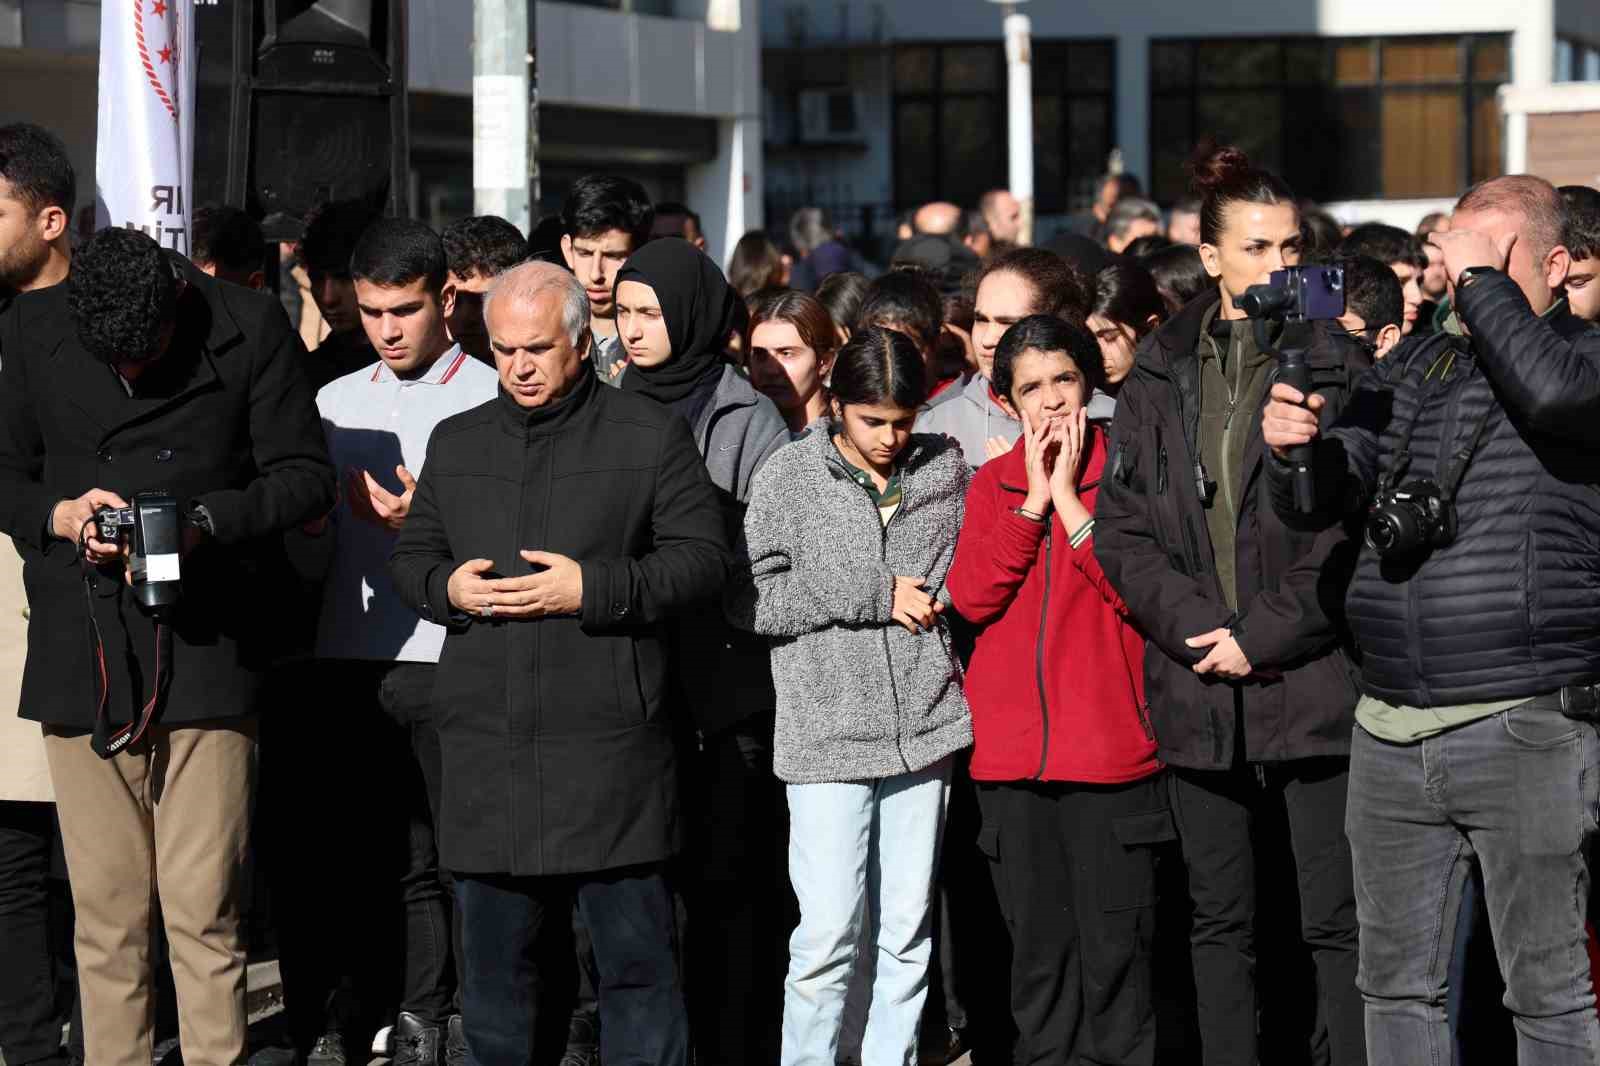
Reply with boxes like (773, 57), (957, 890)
(1013, 506), (1046, 523)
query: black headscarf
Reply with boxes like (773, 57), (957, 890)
(616, 238), (737, 422)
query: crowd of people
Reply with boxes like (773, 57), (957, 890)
(4, 111), (1600, 1066)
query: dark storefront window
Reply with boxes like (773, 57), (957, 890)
(1149, 34), (1509, 204)
(893, 40), (1114, 213)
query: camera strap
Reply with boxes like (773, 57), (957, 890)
(1382, 344), (1492, 500)
(79, 560), (172, 760)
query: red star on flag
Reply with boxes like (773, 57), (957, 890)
(159, 44), (172, 64)
(152, 0), (168, 16)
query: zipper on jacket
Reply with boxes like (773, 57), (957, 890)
(1033, 523), (1054, 779)
(880, 501), (910, 772)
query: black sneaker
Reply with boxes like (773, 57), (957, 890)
(444, 1015), (468, 1066)
(392, 1012), (443, 1066)
(306, 1033), (347, 1066)
(559, 1011), (601, 1066)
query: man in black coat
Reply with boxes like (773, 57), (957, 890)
(389, 259), (727, 1066)
(1264, 174), (1600, 1063)
(0, 227), (334, 1066)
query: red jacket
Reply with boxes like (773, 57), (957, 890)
(947, 427), (1160, 784)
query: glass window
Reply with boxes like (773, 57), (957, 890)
(1556, 39), (1575, 83)
(1383, 38), (1461, 83)
(1333, 40), (1377, 86)
(1150, 41), (1193, 91)
(1197, 39), (1281, 87)
(1381, 90), (1462, 198)
(941, 45), (1000, 93)
(893, 39), (1114, 213)
(1472, 37), (1509, 81)
(894, 47), (936, 94)
(894, 100), (937, 207)
(1151, 33), (1508, 203)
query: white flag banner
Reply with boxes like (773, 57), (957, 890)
(95, 0), (196, 253)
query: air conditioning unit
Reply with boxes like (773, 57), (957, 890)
(798, 89), (864, 143)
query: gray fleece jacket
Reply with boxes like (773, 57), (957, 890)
(733, 428), (973, 784)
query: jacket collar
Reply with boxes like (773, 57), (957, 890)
(496, 356), (599, 436)
(369, 343), (467, 386)
(994, 420), (1107, 497)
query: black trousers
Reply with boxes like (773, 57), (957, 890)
(261, 660), (457, 1050)
(976, 774), (1172, 1066)
(458, 865), (688, 1066)
(681, 712), (790, 1066)
(1169, 759), (1363, 1066)
(0, 800), (82, 1066)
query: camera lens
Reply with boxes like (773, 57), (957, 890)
(1365, 506), (1419, 556)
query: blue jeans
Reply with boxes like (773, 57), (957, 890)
(456, 865), (687, 1066)
(1347, 705), (1600, 1066)
(782, 757), (952, 1066)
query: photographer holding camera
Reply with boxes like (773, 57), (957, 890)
(1263, 174), (1600, 1063)
(1095, 144), (1372, 1066)
(0, 227), (335, 1066)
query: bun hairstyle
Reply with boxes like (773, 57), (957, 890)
(1187, 139), (1297, 247)
(829, 325), (929, 414)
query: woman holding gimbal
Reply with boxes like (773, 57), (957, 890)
(1093, 143), (1373, 1066)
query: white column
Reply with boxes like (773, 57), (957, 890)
(1116, 32), (1150, 194)
(688, 116), (762, 269)
(473, 0), (531, 231)
(1002, 7), (1034, 244)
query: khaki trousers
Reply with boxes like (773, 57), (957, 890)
(44, 719), (256, 1066)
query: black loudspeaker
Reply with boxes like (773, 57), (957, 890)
(194, 0), (409, 241)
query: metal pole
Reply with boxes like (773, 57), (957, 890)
(1002, 4), (1034, 245)
(473, 0), (532, 232)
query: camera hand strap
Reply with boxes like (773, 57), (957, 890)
(79, 544), (172, 760)
(1437, 394), (1496, 504)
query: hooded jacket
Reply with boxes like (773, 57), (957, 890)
(947, 427), (1158, 784)
(1094, 289), (1370, 769)
(915, 374), (1020, 470)
(733, 429), (973, 783)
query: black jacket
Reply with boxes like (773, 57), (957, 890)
(389, 369), (728, 877)
(1095, 290), (1371, 769)
(0, 263), (335, 729)
(1269, 275), (1600, 706)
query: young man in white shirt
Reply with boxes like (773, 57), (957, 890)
(289, 218), (499, 1066)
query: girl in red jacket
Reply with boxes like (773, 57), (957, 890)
(946, 315), (1171, 1065)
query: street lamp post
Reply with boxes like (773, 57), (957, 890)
(989, 0), (1033, 245)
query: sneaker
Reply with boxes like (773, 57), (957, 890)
(306, 1033), (347, 1066)
(392, 1011), (443, 1066)
(559, 1011), (601, 1066)
(444, 1015), (468, 1066)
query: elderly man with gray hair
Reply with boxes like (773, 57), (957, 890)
(389, 260), (729, 1066)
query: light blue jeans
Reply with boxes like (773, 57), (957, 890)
(781, 757), (952, 1066)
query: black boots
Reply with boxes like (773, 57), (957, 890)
(391, 1011), (442, 1066)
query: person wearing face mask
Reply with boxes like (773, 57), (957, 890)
(1087, 261), (1166, 421)
(947, 315), (1169, 1065)
(1094, 143), (1372, 1066)
(916, 248), (1090, 469)
(610, 236), (791, 1066)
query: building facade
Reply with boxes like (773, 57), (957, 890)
(0, 0), (762, 264)
(762, 0), (1600, 249)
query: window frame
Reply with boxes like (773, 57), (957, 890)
(891, 38), (1116, 214)
(1147, 33), (1511, 203)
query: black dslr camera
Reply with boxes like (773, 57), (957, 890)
(1365, 478), (1457, 559)
(95, 492), (184, 613)
(1235, 265), (1347, 514)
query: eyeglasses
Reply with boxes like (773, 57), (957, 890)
(1340, 326), (1379, 355)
